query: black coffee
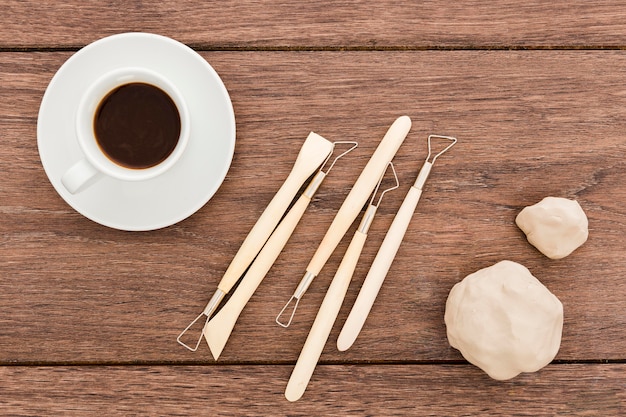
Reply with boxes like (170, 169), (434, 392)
(94, 83), (181, 169)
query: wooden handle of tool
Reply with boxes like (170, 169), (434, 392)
(205, 194), (312, 360)
(217, 133), (332, 293)
(230, 193), (310, 310)
(285, 230), (368, 402)
(337, 185), (422, 351)
(306, 116), (411, 275)
(218, 173), (304, 292)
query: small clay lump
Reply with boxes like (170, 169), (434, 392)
(515, 197), (588, 259)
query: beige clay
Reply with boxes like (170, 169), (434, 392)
(516, 197), (588, 259)
(445, 260), (563, 380)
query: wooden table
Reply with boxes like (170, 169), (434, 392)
(1, 1), (624, 415)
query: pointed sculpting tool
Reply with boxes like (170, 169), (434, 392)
(203, 142), (358, 359)
(285, 163), (399, 402)
(276, 116), (412, 328)
(177, 132), (334, 351)
(337, 135), (457, 352)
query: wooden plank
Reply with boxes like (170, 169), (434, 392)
(0, 364), (623, 415)
(2, 1), (626, 48)
(1, 50), (625, 364)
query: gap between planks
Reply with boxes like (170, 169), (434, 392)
(3, 45), (626, 53)
(1, 359), (624, 367)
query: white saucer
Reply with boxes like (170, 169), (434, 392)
(37, 33), (236, 231)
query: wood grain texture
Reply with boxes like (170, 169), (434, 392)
(0, 364), (623, 416)
(2, 2), (626, 410)
(1, 50), (625, 365)
(2, 1), (626, 48)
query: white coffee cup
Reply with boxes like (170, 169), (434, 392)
(61, 67), (190, 194)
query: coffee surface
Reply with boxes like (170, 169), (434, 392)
(94, 83), (181, 169)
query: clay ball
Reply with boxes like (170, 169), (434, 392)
(445, 260), (563, 380)
(515, 197), (588, 259)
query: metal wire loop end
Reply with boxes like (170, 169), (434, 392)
(177, 289), (225, 352)
(320, 141), (359, 175)
(276, 296), (300, 328)
(177, 312), (211, 352)
(277, 271), (316, 327)
(358, 162), (400, 234)
(413, 135), (457, 190)
(370, 162), (400, 208)
(427, 135), (457, 164)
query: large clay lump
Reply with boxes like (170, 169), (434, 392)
(444, 260), (563, 380)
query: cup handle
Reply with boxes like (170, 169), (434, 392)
(61, 158), (101, 194)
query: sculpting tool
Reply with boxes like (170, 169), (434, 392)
(285, 163), (398, 402)
(203, 142), (357, 359)
(178, 132), (334, 351)
(337, 135), (456, 351)
(276, 116), (412, 327)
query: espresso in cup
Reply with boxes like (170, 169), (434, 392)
(94, 82), (181, 169)
(62, 67), (190, 194)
